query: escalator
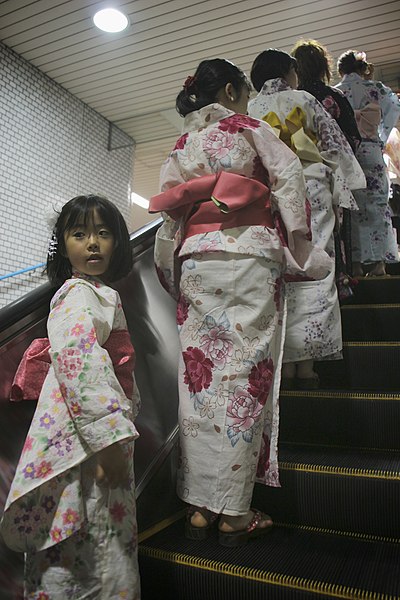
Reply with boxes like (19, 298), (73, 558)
(2, 223), (400, 599)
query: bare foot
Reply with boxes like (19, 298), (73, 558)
(219, 510), (272, 533)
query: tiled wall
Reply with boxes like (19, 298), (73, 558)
(0, 42), (135, 309)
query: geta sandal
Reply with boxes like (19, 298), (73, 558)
(185, 505), (218, 540)
(218, 509), (273, 547)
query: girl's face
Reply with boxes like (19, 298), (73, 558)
(63, 209), (114, 278)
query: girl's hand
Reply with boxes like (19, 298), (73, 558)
(96, 443), (130, 488)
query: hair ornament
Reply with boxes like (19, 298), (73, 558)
(183, 75), (197, 91)
(47, 231), (58, 261)
(355, 51), (367, 62)
(45, 200), (65, 232)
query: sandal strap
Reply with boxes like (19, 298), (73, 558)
(247, 510), (262, 533)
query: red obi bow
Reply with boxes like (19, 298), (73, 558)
(11, 330), (135, 401)
(149, 171), (273, 237)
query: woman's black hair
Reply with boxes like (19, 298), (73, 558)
(337, 50), (368, 76)
(250, 49), (297, 92)
(176, 58), (251, 117)
(46, 194), (132, 286)
(291, 39), (332, 85)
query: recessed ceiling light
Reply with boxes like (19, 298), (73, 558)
(93, 8), (129, 33)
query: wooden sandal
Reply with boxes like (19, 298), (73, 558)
(218, 509), (273, 547)
(185, 505), (219, 540)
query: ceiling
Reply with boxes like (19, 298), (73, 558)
(1, 0), (400, 201)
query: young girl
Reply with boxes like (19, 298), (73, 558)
(1, 195), (141, 599)
(150, 58), (331, 545)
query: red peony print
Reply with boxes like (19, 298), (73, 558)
(183, 346), (214, 393)
(110, 501), (127, 523)
(176, 294), (189, 325)
(256, 431), (271, 478)
(173, 133), (189, 151)
(219, 114), (261, 134)
(227, 386), (263, 434)
(248, 358), (274, 406)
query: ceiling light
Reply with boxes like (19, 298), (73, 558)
(93, 8), (129, 33)
(131, 193), (149, 209)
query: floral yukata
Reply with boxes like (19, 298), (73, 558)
(154, 103), (331, 515)
(0, 274), (141, 600)
(335, 73), (400, 264)
(249, 78), (366, 363)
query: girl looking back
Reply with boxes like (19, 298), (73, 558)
(1, 195), (141, 599)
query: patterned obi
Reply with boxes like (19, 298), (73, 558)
(11, 329), (135, 401)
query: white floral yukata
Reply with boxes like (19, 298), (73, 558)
(154, 104), (331, 516)
(335, 73), (400, 264)
(249, 79), (366, 362)
(0, 274), (141, 600)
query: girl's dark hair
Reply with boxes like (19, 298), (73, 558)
(291, 39), (332, 85)
(46, 194), (132, 286)
(337, 50), (368, 76)
(176, 58), (251, 117)
(251, 49), (297, 92)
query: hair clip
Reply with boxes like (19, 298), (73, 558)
(47, 231), (58, 261)
(355, 51), (367, 62)
(183, 75), (197, 91)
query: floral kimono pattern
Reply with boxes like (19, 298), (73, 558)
(248, 78), (366, 362)
(155, 104), (331, 514)
(335, 73), (400, 264)
(0, 275), (141, 600)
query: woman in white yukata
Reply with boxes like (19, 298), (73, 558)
(149, 58), (331, 546)
(335, 50), (400, 276)
(1, 195), (141, 599)
(248, 49), (366, 389)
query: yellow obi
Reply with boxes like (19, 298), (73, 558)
(263, 106), (322, 164)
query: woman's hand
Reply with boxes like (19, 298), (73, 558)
(96, 443), (130, 488)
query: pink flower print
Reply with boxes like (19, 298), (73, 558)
(70, 323), (84, 337)
(70, 401), (82, 417)
(50, 388), (64, 403)
(22, 462), (35, 479)
(87, 327), (97, 344)
(40, 412), (55, 429)
(183, 346), (214, 393)
(219, 114), (261, 134)
(248, 358), (274, 406)
(78, 337), (95, 353)
(204, 130), (234, 161)
(62, 508), (79, 525)
(177, 294), (189, 325)
(50, 527), (63, 543)
(22, 435), (33, 454)
(35, 460), (53, 479)
(226, 386), (263, 445)
(107, 399), (121, 413)
(200, 325), (233, 369)
(56, 348), (83, 380)
(41, 495), (56, 514)
(173, 132), (189, 151)
(110, 501), (127, 523)
(322, 95), (340, 119)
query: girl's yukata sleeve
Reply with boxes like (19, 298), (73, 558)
(311, 97), (366, 208)
(378, 83), (400, 143)
(251, 122), (332, 279)
(47, 281), (139, 454)
(153, 153), (185, 300)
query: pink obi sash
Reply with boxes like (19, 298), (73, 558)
(11, 330), (135, 401)
(149, 172), (273, 239)
(354, 103), (381, 140)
